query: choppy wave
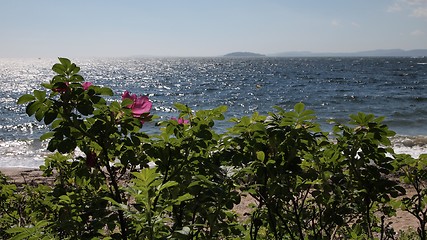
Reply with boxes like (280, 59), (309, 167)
(392, 135), (427, 158)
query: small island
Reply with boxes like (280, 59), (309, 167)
(224, 52), (265, 57)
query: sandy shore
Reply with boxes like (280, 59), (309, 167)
(0, 167), (50, 184)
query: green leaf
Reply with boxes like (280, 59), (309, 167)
(26, 101), (41, 116)
(97, 87), (113, 96)
(52, 63), (66, 75)
(34, 90), (46, 101)
(52, 75), (67, 84)
(57, 138), (76, 153)
(40, 82), (52, 89)
(72, 66), (81, 74)
(196, 129), (213, 139)
(40, 83), (52, 89)
(35, 107), (46, 121)
(5, 227), (27, 234)
(90, 95), (103, 104)
(58, 57), (71, 67)
(35, 220), (50, 228)
(266, 159), (276, 165)
(51, 119), (63, 129)
(17, 94), (35, 104)
(103, 196), (121, 207)
(68, 63), (77, 74)
(158, 181), (178, 192)
(40, 131), (54, 141)
(77, 102), (94, 115)
(70, 74), (84, 82)
(132, 167), (159, 186)
(298, 109), (315, 118)
(256, 151), (265, 161)
(215, 105), (228, 113)
(59, 195), (71, 204)
(175, 226), (191, 236)
(121, 98), (133, 107)
(294, 102), (305, 114)
(250, 122), (266, 132)
(174, 103), (189, 112)
(7, 229), (33, 240)
(44, 111), (57, 125)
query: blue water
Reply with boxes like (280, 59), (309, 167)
(1, 57), (426, 167)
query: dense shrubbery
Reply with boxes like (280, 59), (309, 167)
(1, 58), (427, 239)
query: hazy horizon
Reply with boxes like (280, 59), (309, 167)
(1, 1), (427, 58)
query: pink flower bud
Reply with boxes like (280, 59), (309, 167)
(171, 117), (190, 125)
(82, 82), (92, 90)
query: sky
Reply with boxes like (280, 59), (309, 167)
(1, 0), (427, 58)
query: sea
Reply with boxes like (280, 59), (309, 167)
(0, 57), (426, 168)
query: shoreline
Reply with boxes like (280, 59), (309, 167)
(0, 167), (49, 184)
(0, 134), (426, 169)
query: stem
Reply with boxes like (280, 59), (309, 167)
(147, 192), (153, 240)
(250, 211), (258, 240)
(69, 111), (129, 239)
(189, 204), (199, 239)
(153, 147), (172, 208)
(291, 196), (304, 239)
(259, 163), (280, 240)
(265, 207), (278, 239)
(105, 161), (127, 240)
(275, 205), (296, 240)
(415, 177), (427, 240)
(365, 196), (372, 238)
(330, 226), (339, 240)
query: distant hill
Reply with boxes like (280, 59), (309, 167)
(351, 49), (427, 57)
(272, 49), (427, 57)
(224, 52), (266, 57)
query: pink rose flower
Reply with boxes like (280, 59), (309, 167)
(82, 82), (92, 90)
(171, 117), (190, 125)
(122, 91), (152, 118)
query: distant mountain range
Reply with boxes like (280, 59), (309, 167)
(272, 49), (427, 57)
(224, 49), (427, 57)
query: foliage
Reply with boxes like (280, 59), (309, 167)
(330, 113), (405, 239)
(0, 58), (424, 239)
(145, 103), (244, 239)
(396, 153), (427, 240)
(0, 172), (56, 239)
(397, 228), (421, 240)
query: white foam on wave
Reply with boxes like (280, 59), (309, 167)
(0, 140), (47, 168)
(391, 135), (427, 158)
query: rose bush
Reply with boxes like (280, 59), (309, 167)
(2, 57), (426, 239)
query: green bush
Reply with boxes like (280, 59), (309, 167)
(0, 58), (424, 239)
